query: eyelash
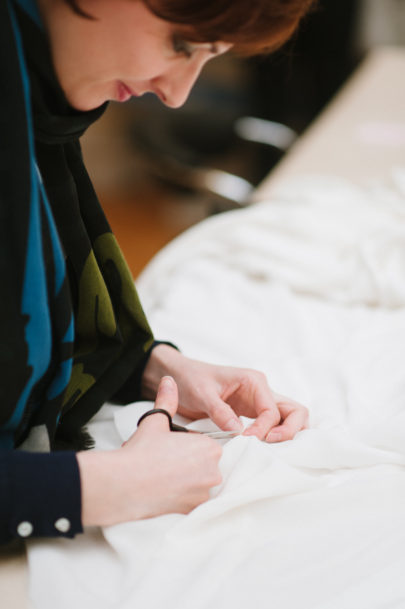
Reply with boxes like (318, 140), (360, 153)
(172, 36), (194, 59)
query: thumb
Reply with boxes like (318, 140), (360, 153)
(137, 376), (179, 434)
(154, 375), (179, 418)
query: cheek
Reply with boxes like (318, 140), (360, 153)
(119, 38), (171, 80)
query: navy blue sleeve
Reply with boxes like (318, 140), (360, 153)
(0, 450), (83, 545)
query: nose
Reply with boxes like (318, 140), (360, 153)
(152, 59), (205, 109)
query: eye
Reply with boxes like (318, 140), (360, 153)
(172, 35), (194, 59)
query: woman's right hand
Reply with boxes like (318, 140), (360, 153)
(76, 376), (223, 527)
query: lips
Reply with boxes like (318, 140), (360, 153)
(116, 82), (166, 104)
(116, 81), (135, 102)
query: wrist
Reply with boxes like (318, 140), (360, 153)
(141, 343), (184, 399)
(76, 449), (123, 527)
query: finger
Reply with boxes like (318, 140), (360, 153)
(273, 392), (306, 410)
(242, 407), (281, 441)
(265, 407), (308, 443)
(206, 396), (244, 433)
(238, 377), (280, 439)
(138, 376), (179, 434)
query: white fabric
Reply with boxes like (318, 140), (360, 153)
(28, 174), (405, 608)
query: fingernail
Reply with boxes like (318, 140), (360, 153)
(266, 432), (282, 443)
(225, 418), (243, 432)
(161, 376), (174, 385)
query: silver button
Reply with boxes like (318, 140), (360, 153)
(54, 517), (71, 533)
(17, 521), (33, 538)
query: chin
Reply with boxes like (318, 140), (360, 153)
(70, 98), (105, 112)
(65, 88), (107, 113)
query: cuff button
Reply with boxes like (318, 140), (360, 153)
(17, 521), (33, 538)
(54, 517), (71, 533)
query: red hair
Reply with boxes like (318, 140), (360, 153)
(145, 0), (317, 55)
(64, 0), (317, 56)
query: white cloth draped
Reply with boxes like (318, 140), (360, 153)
(28, 174), (405, 609)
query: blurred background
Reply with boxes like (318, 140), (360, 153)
(81, 0), (405, 278)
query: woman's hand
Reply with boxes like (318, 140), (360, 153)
(77, 376), (222, 527)
(142, 344), (309, 443)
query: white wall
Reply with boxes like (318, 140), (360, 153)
(357, 0), (405, 50)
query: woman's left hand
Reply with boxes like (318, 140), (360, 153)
(142, 344), (309, 443)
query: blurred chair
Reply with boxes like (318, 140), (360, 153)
(131, 113), (297, 209)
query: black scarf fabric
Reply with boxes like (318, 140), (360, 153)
(0, 0), (154, 451)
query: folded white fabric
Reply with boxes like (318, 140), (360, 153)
(138, 171), (405, 308)
(28, 174), (405, 609)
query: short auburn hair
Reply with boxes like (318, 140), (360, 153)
(64, 0), (317, 56)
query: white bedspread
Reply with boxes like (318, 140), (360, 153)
(28, 174), (405, 609)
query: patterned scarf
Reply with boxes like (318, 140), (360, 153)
(0, 0), (154, 451)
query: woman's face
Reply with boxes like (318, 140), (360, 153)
(39, 0), (231, 111)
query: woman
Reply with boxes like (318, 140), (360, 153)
(0, 0), (314, 543)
